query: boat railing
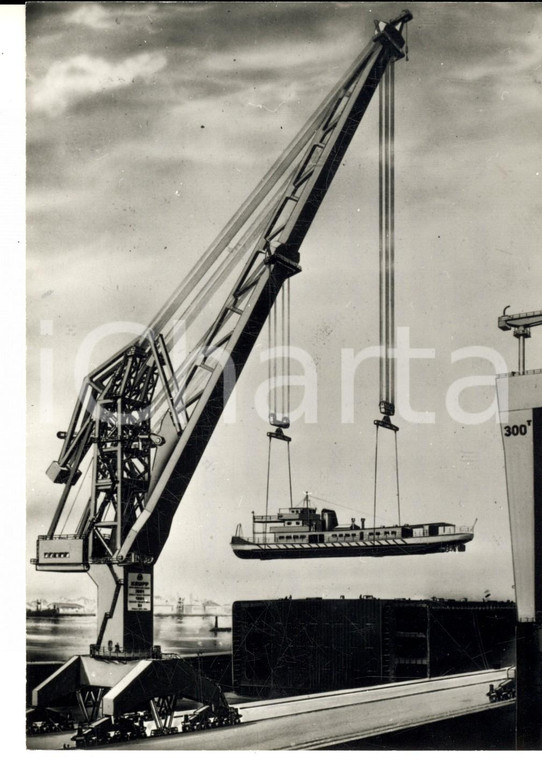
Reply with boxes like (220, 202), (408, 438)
(89, 644), (162, 660)
(252, 513), (285, 522)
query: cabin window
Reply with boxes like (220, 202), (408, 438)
(278, 535), (285, 540)
(44, 552), (70, 559)
(413, 527), (425, 537)
(390, 531), (396, 537)
(332, 534), (337, 538)
(286, 535), (292, 540)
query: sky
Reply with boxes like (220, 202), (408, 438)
(24, 1), (542, 608)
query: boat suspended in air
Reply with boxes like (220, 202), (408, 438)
(231, 21), (476, 563)
(231, 494), (475, 560)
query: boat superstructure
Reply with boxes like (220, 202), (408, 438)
(231, 495), (474, 560)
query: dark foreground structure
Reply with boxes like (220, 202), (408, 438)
(232, 597), (516, 697)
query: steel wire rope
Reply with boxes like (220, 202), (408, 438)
(394, 428), (401, 526)
(145, 43), (385, 420)
(268, 287), (272, 420)
(287, 278), (291, 419)
(374, 62), (402, 529)
(373, 425), (379, 543)
(378, 68), (384, 405)
(84, 40), (385, 480)
(264, 435), (273, 543)
(310, 494), (359, 514)
(273, 296), (278, 418)
(144, 38), (379, 340)
(389, 62), (395, 408)
(84, 37), (383, 390)
(384, 64), (390, 406)
(281, 285), (286, 420)
(287, 439), (294, 511)
(58, 454), (93, 536)
(150, 170), (299, 418)
(160, 165), (300, 350)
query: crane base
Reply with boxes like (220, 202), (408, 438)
(32, 653), (228, 718)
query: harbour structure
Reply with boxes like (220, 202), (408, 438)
(232, 492), (474, 559)
(231, 597), (516, 698)
(496, 308), (542, 749)
(26, 601), (60, 618)
(29, 10), (416, 741)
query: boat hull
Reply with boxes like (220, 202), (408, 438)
(231, 533), (474, 560)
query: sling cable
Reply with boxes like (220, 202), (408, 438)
(262, 280), (294, 542)
(373, 59), (401, 537)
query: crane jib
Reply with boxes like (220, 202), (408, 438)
(33, 11), (413, 657)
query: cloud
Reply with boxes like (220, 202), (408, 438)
(29, 51), (167, 115)
(65, 4), (117, 30)
(64, 3), (166, 31)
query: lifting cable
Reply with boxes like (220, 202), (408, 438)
(373, 60), (401, 532)
(59, 455), (93, 536)
(268, 280), (291, 428)
(264, 279), (294, 534)
(378, 60), (395, 416)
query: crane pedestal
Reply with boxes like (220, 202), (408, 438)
(89, 563), (154, 655)
(32, 652), (231, 734)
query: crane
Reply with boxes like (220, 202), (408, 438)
(31, 9), (413, 739)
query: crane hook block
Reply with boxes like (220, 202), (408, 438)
(267, 427), (292, 443)
(269, 412), (290, 429)
(374, 416), (399, 433)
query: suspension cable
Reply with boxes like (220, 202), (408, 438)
(287, 278), (291, 418)
(273, 298), (278, 416)
(374, 60), (401, 530)
(373, 425), (379, 542)
(384, 63), (391, 407)
(265, 434), (272, 541)
(378, 61), (396, 416)
(389, 62), (396, 407)
(268, 278), (292, 426)
(394, 428), (401, 525)
(59, 455), (93, 535)
(378, 74), (384, 406)
(287, 439), (293, 510)
(281, 286), (286, 418)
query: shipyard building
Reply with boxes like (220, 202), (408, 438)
(232, 597), (516, 697)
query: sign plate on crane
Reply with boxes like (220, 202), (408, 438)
(127, 572), (152, 612)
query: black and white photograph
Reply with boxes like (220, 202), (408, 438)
(19, 1), (542, 750)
